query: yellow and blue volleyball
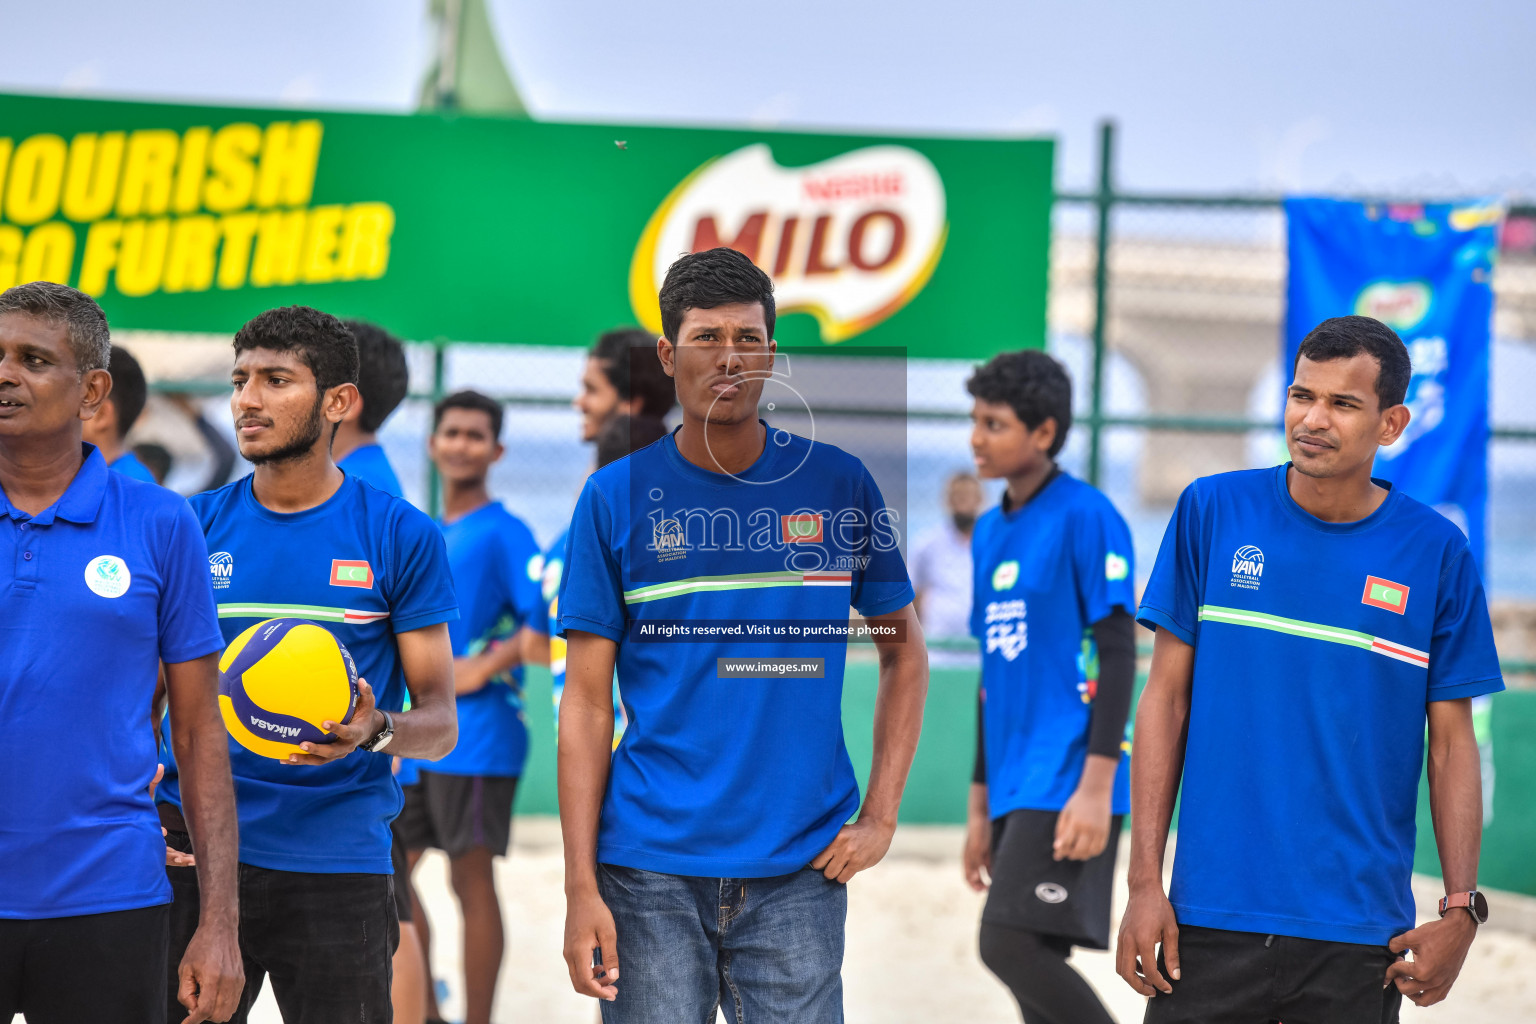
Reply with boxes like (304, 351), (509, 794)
(217, 618), (360, 760)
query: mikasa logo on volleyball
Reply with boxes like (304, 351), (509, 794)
(1231, 545), (1264, 591)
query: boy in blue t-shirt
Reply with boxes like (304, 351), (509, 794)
(0, 284), (241, 1024)
(557, 248), (929, 1023)
(334, 319), (409, 499)
(159, 306), (460, 1024)
(393, 389), (543, 1024)
(961, 350), (1136, 1024)
(80, 344), (157, 482)
(1120, 316), (1504, 1022)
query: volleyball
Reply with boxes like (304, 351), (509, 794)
(217, 618), (360, 760)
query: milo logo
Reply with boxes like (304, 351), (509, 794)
(1355, 281), (1432, 331)
(631, 143), (948, 343)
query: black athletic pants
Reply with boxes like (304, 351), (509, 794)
(0, 904), (169, 1023)
(1143, 924), (1403, 1024)
(165, 832), (399, 1024)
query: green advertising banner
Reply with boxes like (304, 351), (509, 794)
(0, 93), (1051, 357)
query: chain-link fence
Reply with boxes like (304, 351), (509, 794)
(122, 138), (1536, 682)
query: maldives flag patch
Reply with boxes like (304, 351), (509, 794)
(331, 559), (375, 589)
(781, 514), (823, 544)
(1361, 575), (1409, 614)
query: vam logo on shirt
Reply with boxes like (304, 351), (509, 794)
(1105, 552), (1129, 582)
(330, 559), (374, 589)
(653, 518), (687, 562)
(84, 554), (131, 598)
(1230, 545), (1264, 591)
(991, 560), (1019, 591)
(209, 551), (234, 590)
(1361, 575), (1410, 614)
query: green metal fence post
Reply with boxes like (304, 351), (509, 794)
(1087, 120), (1116, 488)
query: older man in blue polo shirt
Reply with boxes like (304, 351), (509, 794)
(0, 282), (242, 1024)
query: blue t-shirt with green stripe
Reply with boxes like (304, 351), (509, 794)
(1138, 464), (1503, 945)
(558, 426), (914, 877)
(160, 474), (458, 874)
(970, 472), (1135, 819)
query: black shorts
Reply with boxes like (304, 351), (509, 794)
(1143, 924), (1402, 1024)
(981, 808), (1123, 950)
(0, 904), (168, 1023)
(393, 770), (518, 859)
(390, 828), (413, 922)
(165, 831), (398, 1024)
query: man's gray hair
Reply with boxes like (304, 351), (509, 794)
(0, 282), (111, 374)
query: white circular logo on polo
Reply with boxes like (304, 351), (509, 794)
(991, 560), (1020, 591)
(208, 551), (234, 590)
(84, 555), (131, 598)
(1035, 883), (1068, 904)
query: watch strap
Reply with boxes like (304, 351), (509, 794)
(1438, 890), (1487, 924)
(363, 709), (394, 752)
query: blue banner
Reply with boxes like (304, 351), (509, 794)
(1285, 198), (1502, 566)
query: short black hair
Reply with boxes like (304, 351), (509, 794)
(966, 350), (1073, 458)
(658, 247), (776, 343)
(591, 328), (676, 418)
(1294, 315), (1411, 410)
(433, 389), (503, 440)
(342, 320), (409, 432)
(0, 281), (111, 373)
(132, 442), (172, 483)
(596, 413), (670, 469)
(106, 346), (147, 439)
(233, 306), (358, 394)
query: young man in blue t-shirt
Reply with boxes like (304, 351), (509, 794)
(394, 389), (544, 1024)
(334, 319), (409, 498)
(0, 283), (241, 1024)
(158, 305), (460, 1024)
(80, 343), (157, 482)
(1119, 315), (1504, 1021)
(962, 351), (1136, 1024)
(557, 247), (929, 1023)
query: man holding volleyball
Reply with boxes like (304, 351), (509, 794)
(157, 305), (459, 1023)
(0, 282), (242, 1024)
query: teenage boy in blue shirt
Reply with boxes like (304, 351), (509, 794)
(0, 282), (241, 1024)
(557, 247), (929, 1023)
(158, 306), (459, 1024)
(1119, 316), (1503, 1022)
(80, 344), (156, 482)
(334, 319), (410, 498)
(395, 389), (543, 1024)
(963, 350), (1136, 1024)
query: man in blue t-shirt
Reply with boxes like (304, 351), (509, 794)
(0, 283), (241, 1024)
(394, 389), (543, 1024)
(80, 343), (157, 482)
(1119, 316), (1504, 1022)
(962, 351), (1136, 1024)
(158, 305), (459, 1024)
(558, 248), (929, 1023)
(334, 319), (409, 498)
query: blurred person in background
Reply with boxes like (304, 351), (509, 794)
(910, 471), (983, 665)
(963, 351), (1135, 1024)
(335, 319), (410, 497)
(396, 389), (544, 1024)
(80, 344), (155, 482)
(573, 327), (677, 442)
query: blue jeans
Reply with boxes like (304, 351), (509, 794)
(597, 863), (847, 1024)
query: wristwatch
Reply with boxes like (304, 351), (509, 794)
(1438, 890), (1488, 925)
(360, 710), (395, 753)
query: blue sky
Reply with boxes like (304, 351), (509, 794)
(2, 0), (1533, 194)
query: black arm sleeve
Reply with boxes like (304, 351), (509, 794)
(1087, 607), (1137, 759)
(972, 683), (986, 785)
